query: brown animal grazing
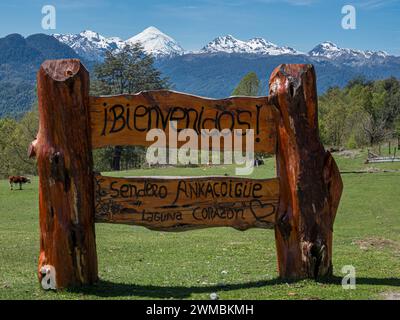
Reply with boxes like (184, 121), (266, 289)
(9, 176), (31, 190)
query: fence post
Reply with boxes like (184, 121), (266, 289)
(30, 59), (98, 289)
(269, 64), (343, 279)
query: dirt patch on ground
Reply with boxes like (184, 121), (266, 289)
(380, 291), (400, 300)
(352, 237), (400, 252)
(364, 167), (384, 173)
(341, 167), (400, 174)
(335, 149), (361, 159)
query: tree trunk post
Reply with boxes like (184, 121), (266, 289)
(269, 64), (343, 279)
(31, 59), (98, 289)
(112, 146), (122, 171)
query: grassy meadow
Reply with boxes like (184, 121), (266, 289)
(0, 149), (400, 300)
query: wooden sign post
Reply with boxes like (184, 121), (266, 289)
(31, 59), (342, 289)
(30, 60), (98, 289)
(269, 64), (343, 279)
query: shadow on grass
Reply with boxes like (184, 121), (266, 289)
(65, 276), (400, 299)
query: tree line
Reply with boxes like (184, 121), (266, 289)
(232, 72), (400, 148)
(1, 59), (399, 178)
(319, 77), (400, 148)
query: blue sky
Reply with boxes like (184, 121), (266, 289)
(1, 0), (399, 54)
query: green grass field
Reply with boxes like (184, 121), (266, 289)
(1, 149), (399, 300)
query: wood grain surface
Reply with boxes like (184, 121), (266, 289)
(33, 59), (98, 288)
(94, 174), (279, 231)
(89, 91), (277, 153)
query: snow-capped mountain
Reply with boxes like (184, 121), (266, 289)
(200, 35), (301, 55)
(126, 26), (184, 57)
(53, 30), (125, 61)
(309, 41), (389, 61)
(53, 27), (184, 61)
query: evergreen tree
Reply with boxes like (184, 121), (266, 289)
(232, 72), (261, 96)
(92, 43), (170, 171)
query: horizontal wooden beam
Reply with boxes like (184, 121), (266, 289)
(89, 90), (277, 153)
(94, 174), (279, 231)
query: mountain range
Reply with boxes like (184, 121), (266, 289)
(53, 26), (395, 63)
(1, 26), (400, 117)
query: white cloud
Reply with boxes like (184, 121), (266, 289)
(354, 0), (399, 9)
(284, 0), (318, 6)
(255, 0), (318, 5)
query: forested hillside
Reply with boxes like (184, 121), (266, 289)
(0, 34), (81, 117)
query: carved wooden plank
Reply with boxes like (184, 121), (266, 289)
(94, 174), (279, 231)
(31, 59), (98, 289)
(89, 91), (277, 153)
(269, 64), (343, 279)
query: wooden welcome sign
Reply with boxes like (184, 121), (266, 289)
(30, 59), (343, 289)
(90, 93), (276, 153)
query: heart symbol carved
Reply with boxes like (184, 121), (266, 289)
(249, 199), (277, 223)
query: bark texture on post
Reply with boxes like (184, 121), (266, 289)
(33, 59), (98, 289)
(269, 64), (343, 279)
